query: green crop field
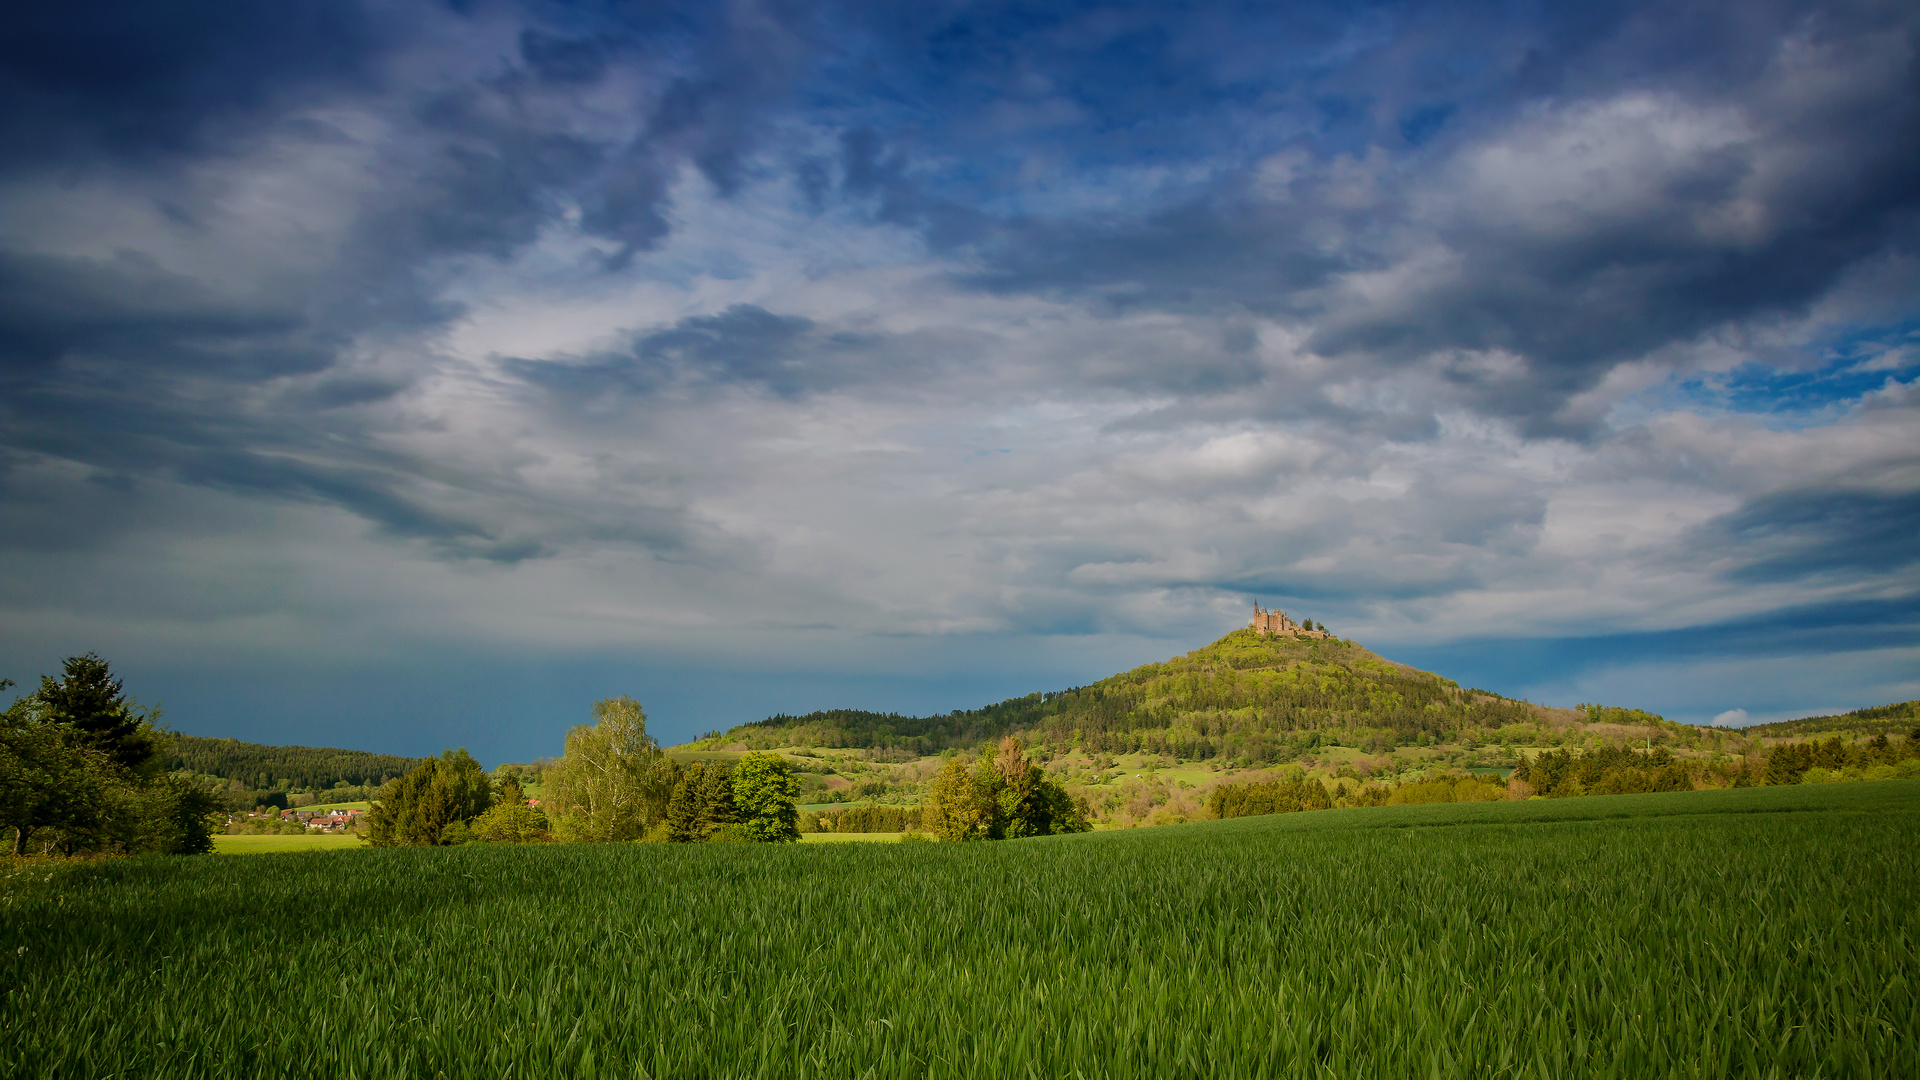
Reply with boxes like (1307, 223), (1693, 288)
(4, 783), (1915, 1078)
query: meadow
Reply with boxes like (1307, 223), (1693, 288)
(3, 782), (1914, 1078)
(210, 833), (365, 854)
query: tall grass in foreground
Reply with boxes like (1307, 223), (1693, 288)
(4, 782), (1915, 1078)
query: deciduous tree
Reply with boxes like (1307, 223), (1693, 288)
(731, 753), (799, 842)
(0, 693), (104, 855)
(542, 696), (678, 842)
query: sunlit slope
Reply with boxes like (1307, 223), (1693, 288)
(718, 628), (1570, 755)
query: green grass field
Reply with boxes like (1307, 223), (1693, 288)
(4, 782), (1915, 1078)
(797, 831), (915, 843)
(210, 833), (365, 854)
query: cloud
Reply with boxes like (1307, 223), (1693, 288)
(1713, 709), (1749, 726)
(1, 1), (1917, 755)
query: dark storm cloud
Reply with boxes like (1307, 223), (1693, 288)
(1695, 488), (1920, 584)
(1391, 594), (1920, 689)
(0, 0), (818, 346)
(0, 0), (831, 548)
(0, 361), (543, 560)
(0, 0), (380, 163)
(0, 251), (322, 378)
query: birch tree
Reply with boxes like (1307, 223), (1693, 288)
(544, 696), (678, 842)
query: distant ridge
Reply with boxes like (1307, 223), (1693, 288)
(1741, 701), (1920, 740)
(167, 735), (427, 790)
(691, 629), (1587, 761)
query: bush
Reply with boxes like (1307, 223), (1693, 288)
(469, 802), (550, 843)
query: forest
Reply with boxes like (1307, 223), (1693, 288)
(1741, 699), (1920, 739)
(166, 737), (424, 795)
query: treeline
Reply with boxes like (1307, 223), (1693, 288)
(199, 783), (377, 812)
(1210, 771), (1510, 819)
(1514, 746), (1697, 797)
(1744, 701), (1920, 739)
(1761, 730), (1920, 785)
(2, 656), (222, 856)
(1514, 731), (1920, 796)
(727, 630), (1554, 763)
(166, 735), (423, 791)
(806, 805), (923, 833)
(1210, 778), (1334, 818)
(367, 698), (804, 847)
(738, 709), (1010, 758)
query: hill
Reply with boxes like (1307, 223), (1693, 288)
(702, 629), (1616, 763)
(166, 735), (426, 791)
(1743, 700), (1920, 739)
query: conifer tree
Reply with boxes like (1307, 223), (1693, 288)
(664, 763), (705, 842)
(923, 755), (983, 841)
(698, 762), (738, 834)
(36, 653), (156, 771)
(368, 749), (493, 846)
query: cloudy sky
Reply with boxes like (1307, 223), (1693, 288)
(3, 0), (1916, 762)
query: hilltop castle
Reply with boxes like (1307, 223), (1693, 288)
(1250, 602), (1330, 640)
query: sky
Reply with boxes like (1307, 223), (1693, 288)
(2, 0), (1917, 764)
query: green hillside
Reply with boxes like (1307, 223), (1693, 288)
(1743, 700), (1920, 739)
(710, 629), (1581, 763)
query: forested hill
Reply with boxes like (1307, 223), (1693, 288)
(1741, 700), (1920, 739)
(704, 630), (1587, 763)
(166, 735), (426, 790)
